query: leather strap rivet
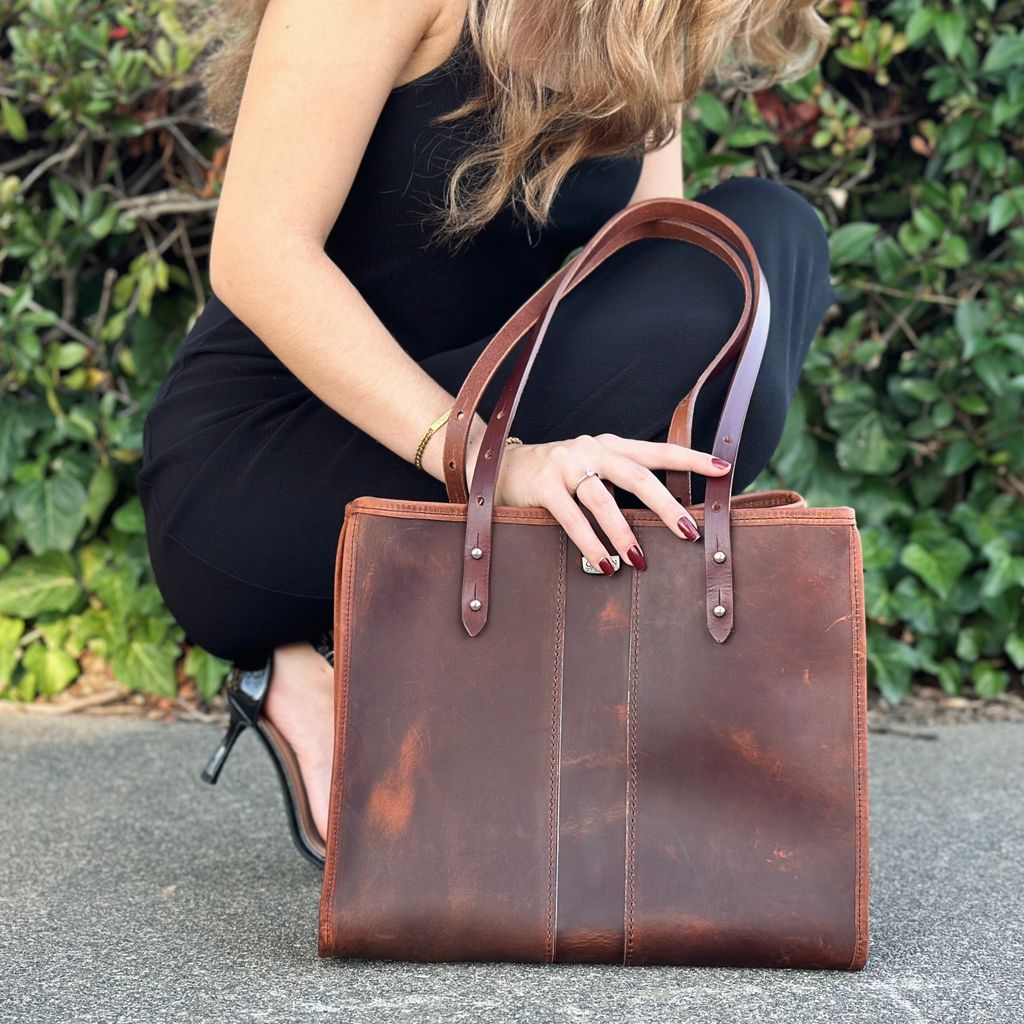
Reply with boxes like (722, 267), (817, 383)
(712, 604), (727, 618)
(712, 500), (721, 512)
(468, 598), (482, 611)
(470, 546), (483, 559)
(713, 550), (727, 564)
(723, 435), (733, 443)
(476, 495), (485, 506)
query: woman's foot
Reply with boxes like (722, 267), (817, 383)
(261, 639), (334, 839)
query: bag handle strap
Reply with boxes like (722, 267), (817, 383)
(442, 196), (771, 642)
(442, 207), (752, 505)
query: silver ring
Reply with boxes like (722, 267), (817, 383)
(570, 467), (600, 496)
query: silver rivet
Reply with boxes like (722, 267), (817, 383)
(470, 546), (483, 559)
(468, 598), (482, 611)
(713, 550), (726, 564)
(712, 604), (726, 618)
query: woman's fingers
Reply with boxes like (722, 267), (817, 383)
(569, 469), (651, 567)
(526, 432), (733, 574)
(590, 446), (702, 543)
(593, 432), (732, 477)
(541, 473), (622, 575)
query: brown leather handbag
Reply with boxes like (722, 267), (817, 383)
(317, 197), (869, 970)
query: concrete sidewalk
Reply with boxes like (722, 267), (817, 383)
(1, 715), (1021, 1023)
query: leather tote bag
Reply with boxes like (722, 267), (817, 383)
(317, 197), (870, 970)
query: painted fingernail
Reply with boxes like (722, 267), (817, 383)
(627, 544), (647, 571)
(677, 515), (700, 542)
(711, 457), (731, 469)
(599, 557), (616, 575)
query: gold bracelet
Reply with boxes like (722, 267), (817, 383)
(505, 436), (523, 446)
(414, 406), (452, 471)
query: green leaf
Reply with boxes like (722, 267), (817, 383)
(829, 223), (880, 266)
(933, 658), (963, 697)
(22, 642), (79, 698)
(0, 96), (28, 142)
(981, 32), (1024, 74)
(184, 645), (231, 703)
(956, 626), (986, 662)
(1006, 632), (1024, 671)
(987, 193), (1021, 235)
(0, 403), (36, 484)
(694, 92), (731, 135)
(971, 662), (1008, 699)
(111, 639), (178, 697)
(900, 538), (973, 601)
(89, 565), (133, 628)
(0, 615), (26, 695)
(935, 11), (967, 60)
(86, 204), (121, 240)
(49, 178), (81, 222)
(873, 236), (905, 282)
(0, 552), (81, 618)
(724, 127), (777, 148)
(942, 439), (979, 476)
(111, 496), (147, 535)
(980, 547), (1024, 599)
(12, 475), (89, 554)
(83, 465), (118, 528)
(53, 342), (88, 370)
(905, 7), (936, 46)
(867, 630), (920, 704)
(835, 410), (906, 475)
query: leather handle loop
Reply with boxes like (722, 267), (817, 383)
(445, 197), (771, 642)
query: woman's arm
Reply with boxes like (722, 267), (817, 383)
(627, 102), (685, 204)
(208, 0), (488, 486)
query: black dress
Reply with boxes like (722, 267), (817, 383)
(136, 37), (840, 669)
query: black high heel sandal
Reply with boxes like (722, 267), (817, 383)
(200, 632), (333, 869)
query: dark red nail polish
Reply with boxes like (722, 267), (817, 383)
(627, 544), (647, 571)
(598, 557), (616, 575)
(677, 516), (700, 542)
(711, 457), (731, 469)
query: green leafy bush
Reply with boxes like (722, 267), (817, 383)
(1, 0), (1021, 704)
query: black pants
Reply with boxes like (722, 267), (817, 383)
(137, 177), (839, 669)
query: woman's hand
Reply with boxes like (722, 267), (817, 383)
(491, 433), (732, 573)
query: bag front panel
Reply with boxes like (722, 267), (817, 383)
(319, 500), (869, 969)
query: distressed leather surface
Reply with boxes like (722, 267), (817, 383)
(318, 495), (870, 969)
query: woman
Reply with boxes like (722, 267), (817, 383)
(137, 0), (839, 867)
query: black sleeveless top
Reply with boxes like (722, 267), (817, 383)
(188, 28), (645, 362)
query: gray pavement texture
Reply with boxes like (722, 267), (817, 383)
(1, 715), (1021, 1024)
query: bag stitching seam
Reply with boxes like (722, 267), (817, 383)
(547, 530), (566, 962)
(624, 561), (641, 964)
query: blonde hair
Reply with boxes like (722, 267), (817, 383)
(185, 0), (831, 244)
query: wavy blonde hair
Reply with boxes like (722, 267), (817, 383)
(185, 0), (831, 244)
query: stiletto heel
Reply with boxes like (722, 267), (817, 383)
(200, 706), (246, 784)
(199, 639), (331, 869)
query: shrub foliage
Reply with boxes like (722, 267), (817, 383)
(1, 0), (1021, 703)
